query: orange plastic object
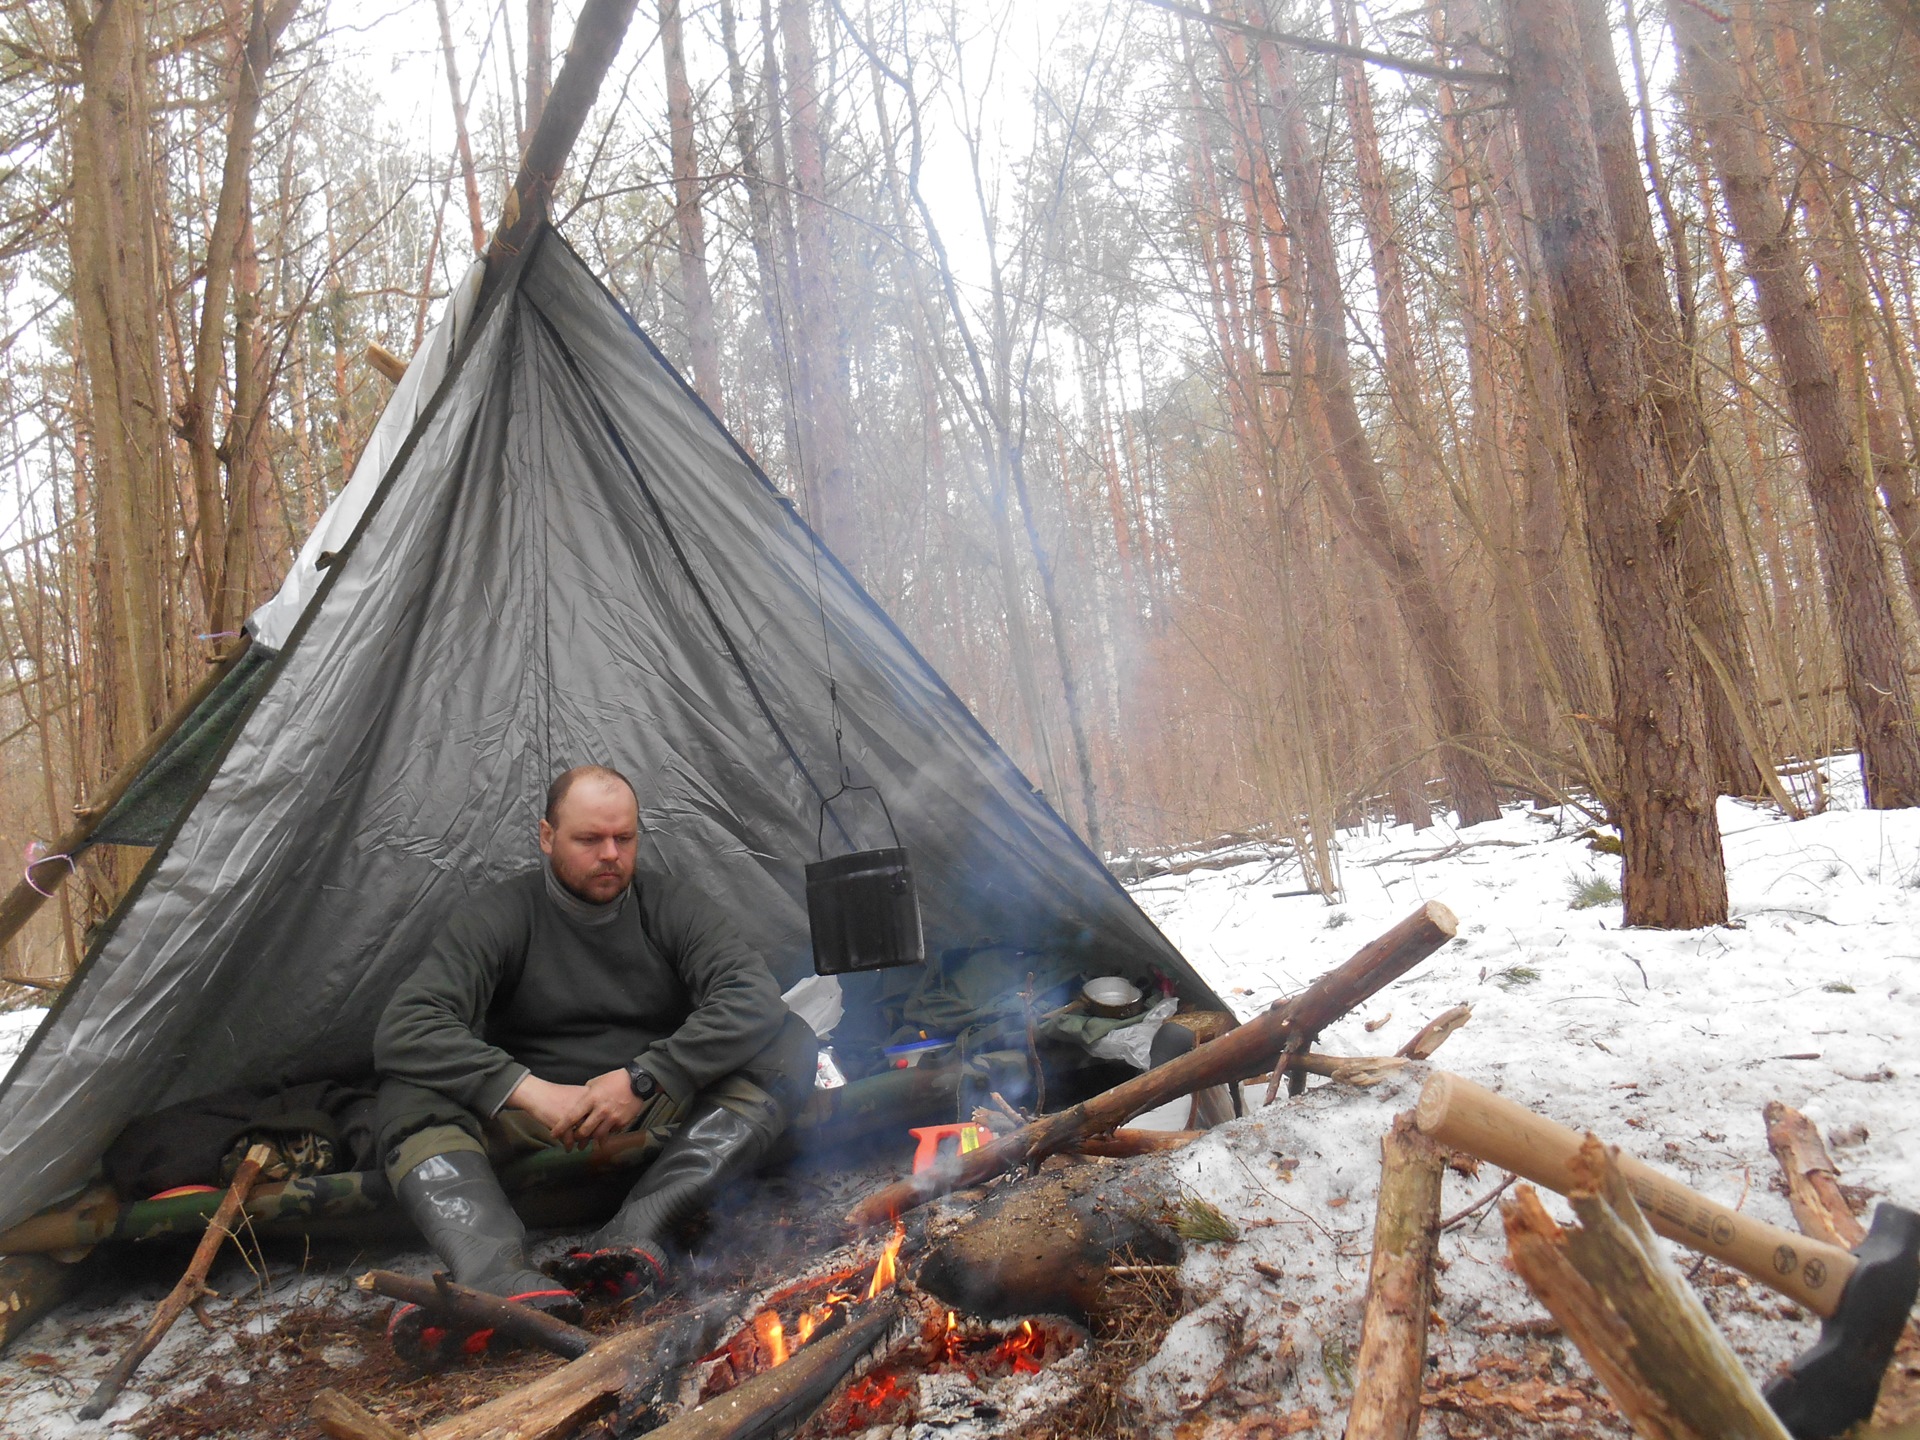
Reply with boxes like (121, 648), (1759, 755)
(908, 1123), (986, 1175)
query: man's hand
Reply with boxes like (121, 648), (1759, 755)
(567, 1070), (646, 1147)
(505, 1074), (595, 1148)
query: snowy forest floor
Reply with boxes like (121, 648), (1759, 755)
(0, 761), (1916, 1438)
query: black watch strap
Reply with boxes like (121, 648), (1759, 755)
(625, 1061), (659, 1101)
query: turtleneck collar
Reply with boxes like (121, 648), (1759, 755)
(543, 861), (631, 927)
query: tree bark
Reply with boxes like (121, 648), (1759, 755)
(662, 0), (723, 411)
(68, 0), (176, 775)
(778, 0), (859, 571)
(1670, 0), (1920, 809)
(434, 0), (489, 254)
(1345, 1113), (1444, 1440)
(1265, 43), (1504, 827)
(527, 0), (552, 141)
(1503, 0), (1727, 928)
(1575, 0), (1768, 800)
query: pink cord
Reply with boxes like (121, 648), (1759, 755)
(23, 849), (74, 897)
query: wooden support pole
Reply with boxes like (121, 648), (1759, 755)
(413, 1296), (737, 1440)
(485, 0), (644, 281)
(846, 901), (1457, 1228)
(78, 1143), (272, 1419)
(1345, 1112), (1444, 1440)
(0, 639), (250, 961)
(357, 1268), (595, 1359)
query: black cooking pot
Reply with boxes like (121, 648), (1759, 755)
(806, 846), (925, 975)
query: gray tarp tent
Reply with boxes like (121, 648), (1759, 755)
(0, 228), (1220, 1234)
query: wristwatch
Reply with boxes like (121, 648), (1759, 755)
(625, 1060), (660, 1101)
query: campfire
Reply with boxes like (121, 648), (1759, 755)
(695, 1221), (1086, 1437)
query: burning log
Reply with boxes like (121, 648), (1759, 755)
(642, 1296), (900, 1440)
(916, 1162), (1181, 1324)
(1345, 1112), (1445, 1440)
(387, 1296), (738, 1440)
(847, 901), (1457, 1228)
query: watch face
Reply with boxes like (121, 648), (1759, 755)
(627, 1064), (655, 1099)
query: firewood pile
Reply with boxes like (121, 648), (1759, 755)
(290, 899), (1914, 1440)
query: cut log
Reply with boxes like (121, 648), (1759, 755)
(846, 901), (1457, 1228)
(916, 1162), (1182, 1323)
(0, 1250), (102, 1355)
(78, 1142), (273, 1419)
(313, 1387), (412, 1440)
(640, 1296), (899, 1440)
(1344, 1112), (1444, 1440)
(417, 1296), (736, 1440)
(357, 1268), (595, 1358)
(1397, 1004), (1472, 1059)
(364, 341), (407, 382)
(1502, 1185), (1701, 1440)
(1529, 1139), (1791, 1438)
(1762, 1100), (1865, 1249)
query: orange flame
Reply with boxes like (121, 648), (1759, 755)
(942, 1309), (961, 1363)
(754, 1310), (788, 1367)
(864, 1222), (905, 1299)
(994, 1319), (1043, 1374)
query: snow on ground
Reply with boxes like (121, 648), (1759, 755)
(1120, 764), (1920, 1436)
(0, 764), (1915, 1436)
(0, 1008), (46, 1076)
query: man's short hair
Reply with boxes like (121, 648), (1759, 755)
(545, 765), (638, 824)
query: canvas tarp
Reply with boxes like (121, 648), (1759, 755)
(0, 229), (1219, 1234)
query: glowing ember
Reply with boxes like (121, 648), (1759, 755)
(845, 1371), (906, 1411)
(753, 1310), (788, 1367)
(992, 1319), (1044, 1374)
(863, 1223), (905, 1299)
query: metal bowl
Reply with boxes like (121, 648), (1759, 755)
(1083, 976), (1145, 1018)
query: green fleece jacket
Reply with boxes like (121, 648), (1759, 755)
(374, 866), (789, 1115)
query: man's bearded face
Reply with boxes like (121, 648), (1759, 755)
(539, 778), (639, 903)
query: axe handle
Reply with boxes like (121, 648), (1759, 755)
(1416, 1071), (1854, 1316)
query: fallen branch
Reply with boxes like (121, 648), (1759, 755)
(1346, 1113), (1444, 1440)
(357, 1268), (595, 1358)
(1075, 1129), (1202, 1158)
(641, 1296), (899, 1440)
(78, 1143), (273, 1419)
(1397, 1004), (1472, 1059)
(1763, 1101), (1865, 1249)
(846, 901), (1457, 1228)
(411, 1296), (738, 1440)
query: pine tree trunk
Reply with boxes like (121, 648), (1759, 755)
(1670, 0), (1920, 809)
(69, 0), (174, 774)
(526, 0), (551, 140)
(1504, 0), (1728, 927)
(1575, 0), (1767, 799)
(1267, 45), (1504, 828)
(661, 0), (723, 413)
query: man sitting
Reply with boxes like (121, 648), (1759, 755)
(373, 764), (817, 1365)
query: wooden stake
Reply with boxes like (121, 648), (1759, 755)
(1345, 1113), (1444, 1440)
(846, 901), (1456, 1229)
(78, 1142), (273, 1419)
(357, 1268), (595, 1358)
